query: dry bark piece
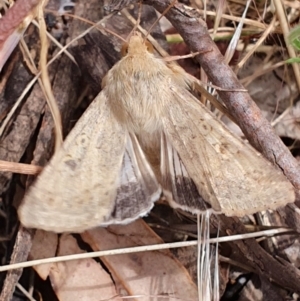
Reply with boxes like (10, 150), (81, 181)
(0, 227), (34, 301)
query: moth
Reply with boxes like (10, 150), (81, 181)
(18, 32), (295, 233)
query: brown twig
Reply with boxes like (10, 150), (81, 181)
(0, 160), (42, 175)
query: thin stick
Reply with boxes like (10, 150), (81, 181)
(0, 227), (293, 272)
(0, 160), (42, 175)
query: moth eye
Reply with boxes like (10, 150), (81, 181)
(121, 43), (129, 57)
(145, 41), (154, 53)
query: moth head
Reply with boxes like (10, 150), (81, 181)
(121, 33), (154, 56)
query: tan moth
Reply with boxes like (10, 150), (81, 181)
(18, 12), (295, 233)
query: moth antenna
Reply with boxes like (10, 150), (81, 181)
(143, 0), (177, 42)
(126, 1), (143, 41)
(121, 8), (167, 58)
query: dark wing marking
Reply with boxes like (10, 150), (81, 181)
(102, 133), (161, 224)
(160, 133), (211, 213)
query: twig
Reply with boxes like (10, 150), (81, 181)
(0, 160), (42, 175)
(0, 227), (293, 272)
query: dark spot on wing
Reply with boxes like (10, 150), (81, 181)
(64, 159), (77, 170)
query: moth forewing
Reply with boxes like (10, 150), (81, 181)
(161, 85), (295, 217)
(18, 92), (127, 233)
